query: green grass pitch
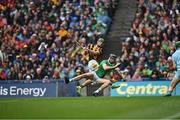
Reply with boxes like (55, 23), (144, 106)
(0, 96), (180, 119)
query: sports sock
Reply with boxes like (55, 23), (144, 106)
(69, 78), (74, 82)
(77, 86), (82, 90)
(80, 84), (84, 88)
(94, 87), (102, 93)
(91, 82), (96, 85)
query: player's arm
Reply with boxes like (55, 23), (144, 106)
(172, 60), (177, 71)
(171, 55), (177, 71)
(102, 63), (120, 71)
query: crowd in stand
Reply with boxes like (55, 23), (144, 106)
(119, 0), (180, 81)
(0, 0), (118, 80)
(0, 0), (179, 82)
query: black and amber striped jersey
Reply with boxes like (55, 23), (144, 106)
(87, 43), (102, 60)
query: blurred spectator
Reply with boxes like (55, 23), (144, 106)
(42, 75), (50, 83)
(151, 66), (163, 80)
(132, 67), (142, 81)
(120, 0), (180, 80)
(166, 56), (175, 80)
(121, 69), (131, 81)
(142, 64), (153, 77)
(23, 70), (34, 80)
(0, 0), (118, 80)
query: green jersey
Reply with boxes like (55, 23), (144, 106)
(95, 60), (116, 78)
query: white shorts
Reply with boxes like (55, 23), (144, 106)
(175, 70), (180, 79)
(92, 71), (102, 82)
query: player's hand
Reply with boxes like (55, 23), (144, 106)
(82, 46), (86, 50)
(115, 63), (120, 67)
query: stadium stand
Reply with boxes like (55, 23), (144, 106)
(0, 0), (179, 82)
(0, 0), (118, 80)
(119, 0), (180, 81)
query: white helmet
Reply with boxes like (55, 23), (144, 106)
(88, 59), (99, 71)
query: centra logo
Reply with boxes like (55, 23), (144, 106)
(116, 83), (168, 95)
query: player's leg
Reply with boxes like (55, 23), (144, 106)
(92, 79), (111, 96)
(92, 74), (120, 89)
(165, 71), (180, 96)
(105, 74), (120, 89)
(165, 76), (180, 96)
(108, 78), (121, 89)
(69, 72), (93, 82)
(90, 78), (120, 89)
(77, 79), (92, 95)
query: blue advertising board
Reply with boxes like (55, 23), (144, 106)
(0, 81), (57, 98)
(111, 81), (180, 96)
(58, 81), (77, 97)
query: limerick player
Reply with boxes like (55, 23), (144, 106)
(68, 54), (120, 96)
(165, 41), (180, 96)
(76, 59), (121, 95)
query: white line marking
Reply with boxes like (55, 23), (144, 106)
(163, 112), (180, 120)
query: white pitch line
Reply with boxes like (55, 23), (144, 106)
(162, 112), (180, 120)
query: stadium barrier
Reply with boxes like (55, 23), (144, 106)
(0, 80), (77, 98)
(1, 80), (180, 97)
(111, 81), (180, 96)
